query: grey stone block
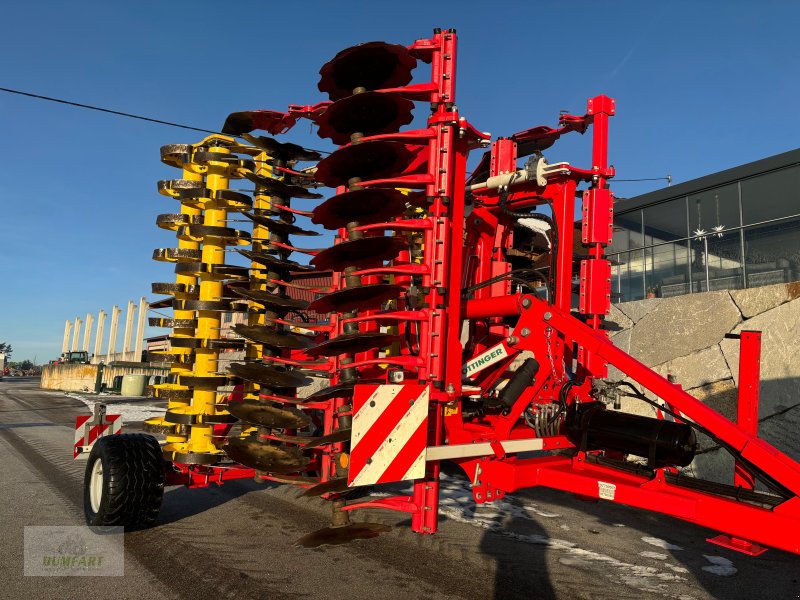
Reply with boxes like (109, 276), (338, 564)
(693, 404), (800, 485)
(686, 378), (738, 423)
(692, 447), (735, 485)
(615, 298), (663, 324)
(759, 404), (800, 462)
(720, 297), (800, 416)
(627, 291), (741, 367)
(605, 304), (632, 333)
(607, 329), (631, 382)
(730, 281), (800, 319)
(651, 345), (731, 391)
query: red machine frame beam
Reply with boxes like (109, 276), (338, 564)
(481, 456), (800, 555)
(514, 294), (800, 496)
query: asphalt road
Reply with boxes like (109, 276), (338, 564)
(1, 377), (798, 600)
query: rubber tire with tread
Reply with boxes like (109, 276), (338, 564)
(83, 433), (165, 529)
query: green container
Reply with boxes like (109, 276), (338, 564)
(120, 374), (147, 396)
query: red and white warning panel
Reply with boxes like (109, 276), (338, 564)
(73, 403), (121, 459)
(348, 384), (430, 487)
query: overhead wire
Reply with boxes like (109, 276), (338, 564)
(613, 176), (672, 183)
(0, 85), (331, 154)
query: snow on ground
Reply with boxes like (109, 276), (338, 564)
(431, 473), (691, 595)
(66, 393), (165, 424)
(640, 551), (668, 560)
(642, 536), (684, 551)
(701, 555), (737, 577)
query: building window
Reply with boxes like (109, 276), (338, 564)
(686, 184), (743, 293)
(741, 165), (800, 226)
(642, 198), (690, 297)
(743, 218), (800, 287)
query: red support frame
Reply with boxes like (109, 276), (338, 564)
(205, 30), (800, 557)
(708, 330), (769, 555)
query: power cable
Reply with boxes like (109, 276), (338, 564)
(0, 86), (220, 135)
(0, 85), (331, 154)
(613, 175), (672, 184)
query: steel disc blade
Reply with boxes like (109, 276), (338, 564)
(243, 172), (322, 200)
(318, 41), (417, 101)
(222, 111), (255, 135)
(232, 324), (313, 350)
(232, 287), (310, 311)
(307, 381), (357, 401)
(312, 188), (407, 229)
(304, 428), (352, 448)
(152, 248), (201, 263)
(242, 212), (319, 237)
(240, 133), (321, 162)
(316, 92), (415, 145)
(156, 213), (202, 229)
(224, 436), (309, 473)
(306, 332), (399, 357)
(151, 282), (198, 296)
(269, 432), (324, 446)
(229, 362), (311, 388)
(315, 140), (416, 188)
(265, 474), (321, 486)
(160, 143), (192, 168)
(227, 400), (311, 429)
(310, 236), (406, 271)
(309, 283), (403, 314)
(294, 523), (391, 548)
(299, 477), (352, 498)
(237, 249), (311, 272)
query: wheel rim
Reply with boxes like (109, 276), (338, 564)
(89, 458), (104, 513)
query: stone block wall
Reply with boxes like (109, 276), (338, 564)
(606, 282), (800, 482)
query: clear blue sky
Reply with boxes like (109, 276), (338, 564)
(1, 1), (798, 362)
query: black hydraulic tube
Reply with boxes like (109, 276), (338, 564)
(565, 401), (697, 468)
(498, 358), (539, 415)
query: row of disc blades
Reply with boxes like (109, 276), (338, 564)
(225, 41), (428, 546)
(148, 40), (426, 545)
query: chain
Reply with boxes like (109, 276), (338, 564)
(545, 326), (563, 386)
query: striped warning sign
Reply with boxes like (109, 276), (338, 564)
(74, 404), (122, 459)
(348, 384), (430, 487)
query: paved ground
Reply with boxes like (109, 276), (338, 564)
(1, 377), (798, 600)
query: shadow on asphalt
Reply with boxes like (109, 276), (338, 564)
(0, 377), (40, 384)
(481, 516), (556, 600)
(156, 480), (266, 526)
(0, 422), (59, 429)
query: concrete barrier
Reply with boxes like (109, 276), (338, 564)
(41, 363), (170, 393)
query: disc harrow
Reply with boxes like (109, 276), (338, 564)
(79, 29), (800, 560)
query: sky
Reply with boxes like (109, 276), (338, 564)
(1, 0), (798, 362)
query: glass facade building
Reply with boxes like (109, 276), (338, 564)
(609, 149), (800, 302)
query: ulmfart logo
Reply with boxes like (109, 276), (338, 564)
(43, 555), (104, 568)
(40, 531), (104, 569)
(24, 526), (124, 576)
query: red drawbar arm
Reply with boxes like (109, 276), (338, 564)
(518, 296), (800, 498)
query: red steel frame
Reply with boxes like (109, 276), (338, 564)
(157, 29), (800, 557)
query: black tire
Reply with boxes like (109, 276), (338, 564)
(83, 433), (165, 529)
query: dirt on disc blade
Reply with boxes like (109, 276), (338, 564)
(224, 435), (309, 473)
(312, 188), (407, 229)
(306, 332), (399, 357)
(310, 236), (406, 271)
(232, 324), (313, 350)
(308, 283), (403, 314)
(228, 362), (311, 388)
(227, 400), (311, 429)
